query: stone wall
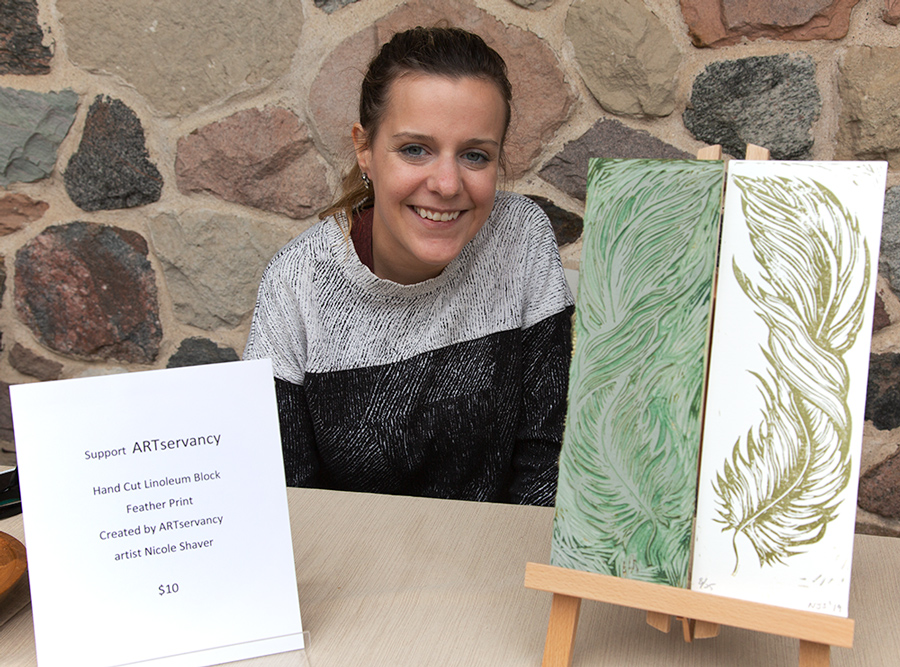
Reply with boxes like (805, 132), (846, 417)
(1, 0), (900, 534)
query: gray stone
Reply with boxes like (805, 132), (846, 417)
(539, 119), (691, 201)
(14, 222), (161, 363)
(0, 382), (12, 447)
(176, 107), (330, 220)
(0, 87), (78, 186)
(64, 96), (162, 211)
(167, 338), (239, 368)
(0, 0), (52, 74)
(878, 187), (900, 296)
(148, 210), (296, 330)
(58, 0), (303, 116)
(836, 47), (900, 169)
(683, 54), (821, 160)
(566, 0), (680, 117)
(525, 195), (583, 247)
(314, 0), (359, 13)
(509, 0), (555, 9)
(865, 352), (900, 430)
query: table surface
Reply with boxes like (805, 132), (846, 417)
(1, 488), (898, 667)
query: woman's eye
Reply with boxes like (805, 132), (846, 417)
(400, 144), (426, 158)
(462, 151), (489, 164)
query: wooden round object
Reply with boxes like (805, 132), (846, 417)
(0, 531), (27, 606)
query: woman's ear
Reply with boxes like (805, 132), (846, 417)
(351, 123), (370, 175)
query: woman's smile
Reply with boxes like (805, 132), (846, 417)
(413, 206), (462, 223)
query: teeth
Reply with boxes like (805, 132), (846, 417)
(415, 207), (460, 222)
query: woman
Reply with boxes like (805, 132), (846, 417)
(244, 27), (574, 506)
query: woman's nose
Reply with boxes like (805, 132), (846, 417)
(428, 157), (463, 198)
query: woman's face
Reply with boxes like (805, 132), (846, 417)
(353, 74), (507, 285)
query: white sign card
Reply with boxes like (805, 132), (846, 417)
(11, 359), (304, 667)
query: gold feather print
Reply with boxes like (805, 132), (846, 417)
(713, 171), (870, 571)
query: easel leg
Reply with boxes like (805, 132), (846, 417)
(799, 640), (830, 667)
(645, 611), (671, 633)
(693, 620), (720, 639)
(677, 616), (696, 642)
(542, 593), (582, 667)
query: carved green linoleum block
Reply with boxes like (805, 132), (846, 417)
(551, 158), (724, 588)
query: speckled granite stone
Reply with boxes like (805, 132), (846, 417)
(14, 222), (161, 363)
(64, 96), (162, 211)
(683, 55), (820, 160)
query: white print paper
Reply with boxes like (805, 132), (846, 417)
(12, 359), (304, 667)
(691, 161), (887, 616)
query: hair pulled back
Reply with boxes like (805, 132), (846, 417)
(321, 26), (513, 225)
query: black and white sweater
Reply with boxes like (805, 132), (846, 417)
(244, 192), (574, 506)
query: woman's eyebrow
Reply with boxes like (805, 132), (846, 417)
(391, 131), (500, 148)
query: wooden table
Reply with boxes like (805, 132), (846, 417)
(1, 488), (898, 666)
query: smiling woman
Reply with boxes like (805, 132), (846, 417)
(354, 75), (505, 284)
(243, 27), (574, 506)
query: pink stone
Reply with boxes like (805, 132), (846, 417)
(176, 107), (331, 220)
(0, 0), (52, 75)
(310, 0), (574, 179)
(8, 343), (63, 381)
(722, 0), (832, 28)
(859, 450), (900, 519)
(0, 193), (48, 234)
(680, 0), (730, 47)
(308, 26), (377, 168)
(885, 0), (900, 25)
(681, 0), (861, 47)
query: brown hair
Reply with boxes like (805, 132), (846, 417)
(320, 26), (513, 227)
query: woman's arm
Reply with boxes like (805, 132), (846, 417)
(245, 233), (321, 487)
(508, 305), (574, 506)
(274, 378), (323, 488)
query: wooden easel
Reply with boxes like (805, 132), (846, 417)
(524, 562), (854, 667)
(527, 144), (855, 667)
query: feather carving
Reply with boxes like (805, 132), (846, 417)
(551, 159), (724, 587)
(713, 172), (869, 571)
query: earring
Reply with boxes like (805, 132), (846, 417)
(361, 173), (372, 190)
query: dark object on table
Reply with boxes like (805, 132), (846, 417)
(0, 468), (20, 520)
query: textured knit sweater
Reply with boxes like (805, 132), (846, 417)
(244, 192), (574, 506)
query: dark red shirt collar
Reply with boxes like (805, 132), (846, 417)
(350, 207), (374, 272)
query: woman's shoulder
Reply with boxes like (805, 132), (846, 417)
(492, 191), (549, 226)
(480, 192), (558, 258)
(261, 216), (342, 280)
(474, 191), (573, 322)
(270, 217), (334, 262)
